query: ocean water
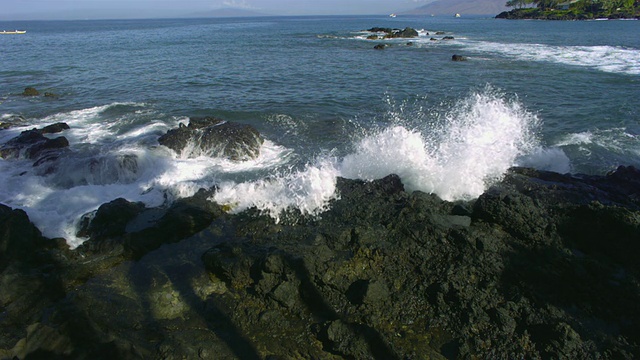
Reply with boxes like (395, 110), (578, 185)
(1, 15), (639, 247)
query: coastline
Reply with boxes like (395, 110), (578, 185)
(2, 165), (639, 358)
(496, 7), (640, 20)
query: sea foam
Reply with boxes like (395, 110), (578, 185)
(0, 91), (562, 246)
(212, 89), (548, 222)
(464, 41), (640, 75)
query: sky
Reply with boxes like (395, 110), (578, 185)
(1, 0), (436, 20)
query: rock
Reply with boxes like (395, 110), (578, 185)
(44, 92), (58, 98)
(40, 122), (70, 134)
(0, 115), (27, 130)
(452, 54), (467, 61)
(158, 116), (264, 161)
(367, 26), (419, 39)
(2, 167), (640, 358)
(0, 123), (71, 162)
(0, 204), (47, 270)
(442, 36), (455, 40)
(366, 34), (379, 40)
(76, 198), (146, 243)
(22, 87), (39, 96)
(391, 27), (419, 38)
(373, 44), (386, 50)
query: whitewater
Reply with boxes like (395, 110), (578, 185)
(0, 88), (567, 247)
(1, 15), (638, 247)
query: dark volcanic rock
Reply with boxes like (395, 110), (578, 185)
(367, 26), (419, 39)
(0, 123), (71, 163)
(2, 167), (640, 359)
(373, 43), (386, 50)
(158, 116), (264, 161)
(452, 54), (467, 61)
(0, 204), (47, 270)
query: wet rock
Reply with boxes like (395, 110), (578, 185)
(158, 116), (264, 161)
(76, 198), (147, 243)
(366, 26), (419, 38)
(2, 167), (640, 358)
(22, 87), (39, 96)
(0, 123), (70, 163)
(452, 54), (467, 61)
(373, 44), (386, 50)
(40, 122), (70, 134)
(0, 115), (27, 130)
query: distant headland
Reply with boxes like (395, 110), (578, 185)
(496, 0), (640, 19)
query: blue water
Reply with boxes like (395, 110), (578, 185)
(1, 15), (639, 245)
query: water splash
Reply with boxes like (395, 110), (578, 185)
(342, 88), (541, 200)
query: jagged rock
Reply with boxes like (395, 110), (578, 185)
(2, 167), (640, 359)
(373, 44), (386, 50)
(0, 123), (70, 162)
(366, 26), (419, 39)
(452, 54), (467, 61)
(158, 116), (264, 161)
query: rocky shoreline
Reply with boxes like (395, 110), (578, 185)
(496, 8), (640, 20)
(1, 162), (639, 359)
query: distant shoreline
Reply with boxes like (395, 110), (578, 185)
(496, 7), (640, 20)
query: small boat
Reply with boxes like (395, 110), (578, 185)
(455, 13), (461, 18)
(0, 30), (26, 34)
(389, 13), (397, 18)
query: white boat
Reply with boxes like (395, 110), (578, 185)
(0, 30), (26, 34)
(455, 13), (461, 18)
(389, 13), (397, 18)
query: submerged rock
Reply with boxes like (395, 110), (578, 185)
(158, 116), (264, 161)
(21, 87), (39, 96)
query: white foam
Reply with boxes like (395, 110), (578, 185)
(0, 104), (292, 247)
(464, 41), (640, 75)
(555, 131), (594, 146)
(341, 89), (540, 201)
(212, 158), (340, 222)
(212, 88), (544, 220)
(518, 147), (571, 174)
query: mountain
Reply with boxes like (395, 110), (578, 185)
(403, 0), (510, 16)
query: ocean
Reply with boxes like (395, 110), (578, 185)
(1, 15), (639, 247)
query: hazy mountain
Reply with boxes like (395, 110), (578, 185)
(403, 0), (510, 16)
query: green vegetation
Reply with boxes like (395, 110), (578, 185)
(498, 0), (640, 19)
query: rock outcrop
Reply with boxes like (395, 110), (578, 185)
(158, 116), (264, 161)
(1, 166), (639, 359)
(0, 123), (70, 164)
(366, 27), (420, 39)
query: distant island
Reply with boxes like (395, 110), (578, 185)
(496, 0), (640, 19)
